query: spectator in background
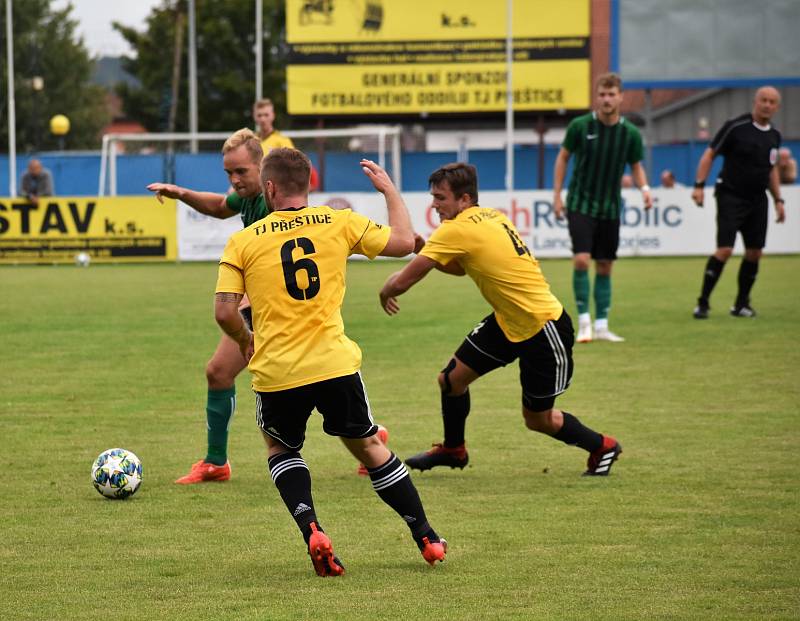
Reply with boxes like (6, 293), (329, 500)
(777, 147), (797, 184)
(253, 98), (294, 154)
(621, 174), (634, 188)
(21, 159), (54, 206)
(660, 169), (683, 188)
(253, 98), (319, 191)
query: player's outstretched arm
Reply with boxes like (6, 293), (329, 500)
(215, 292), (253, 360)
(146, 182), (237, 219)
(379, 255), (438, 315)
(691, 148), (715, 207)
(360, 159), (415, 257)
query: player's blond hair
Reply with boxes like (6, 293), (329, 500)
(222, 128), (263, 164)
(261, 147), (311, 196)
(253, 98), (274, 113)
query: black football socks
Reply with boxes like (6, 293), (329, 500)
(368, 454), (439, 548)
(552, 411), (603, 452)
(268, 451), (318, 543)
(442, 390), (470, 448)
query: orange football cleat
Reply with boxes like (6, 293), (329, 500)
(308, 522), (345, 577)
(174, 460), (231, 484)
(421, 537), (448, 566)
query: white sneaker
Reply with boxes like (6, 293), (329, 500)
(577, 320), (592, 343)
(594, 328), (625, 342)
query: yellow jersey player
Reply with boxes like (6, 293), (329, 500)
(253, 98), (295, 154)
(214, 148), (446, 576)
(380, 163), (622, 477)
(253, 97), (320, 190)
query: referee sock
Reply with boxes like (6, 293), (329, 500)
(205, 387), (235, 466)
(268, 452), (318, 544)
(735, 259), (759, 307)
(699, 256), (726, 305)
(594, 274), (611, 320)
(442, 390), (470, 448)
(552, 411), (603, 453)
(573, 269), (590, 316)
(368, 454), (440, 549)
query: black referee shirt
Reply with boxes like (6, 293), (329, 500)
(710, 113), (781, 197)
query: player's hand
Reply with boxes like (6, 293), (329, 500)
(553, 195), (565, 220)
(360, 159), (396, 195)
(776, 202), (786, 223)
(691, 187), (705, 207)
(146, 182), (181, 203)
(234, 328), (254, 362)
(413, 233), (426, 254)
(380, 290), (400, 315)
(642, 189), (653, 210)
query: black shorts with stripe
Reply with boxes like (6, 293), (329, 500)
(255, 371), (378, 450)
(455, 310), (574, 412)
(715, 188), (768, 249)
(566, 210), (620, 260)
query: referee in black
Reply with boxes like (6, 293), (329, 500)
(691, 86), (786, 319)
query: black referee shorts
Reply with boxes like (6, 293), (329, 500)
(715, 188), (768, 249)
(255, 372), (378, 450)
(454, 311), (574, 412)
(567, 210), (620, 260)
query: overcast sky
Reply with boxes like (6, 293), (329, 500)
(53, 0), (163, 57)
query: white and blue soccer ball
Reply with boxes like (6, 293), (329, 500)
(91, 448), (143, 499)
(75, 251), (91, 267)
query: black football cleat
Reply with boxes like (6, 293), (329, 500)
(405, 443), (468, 471)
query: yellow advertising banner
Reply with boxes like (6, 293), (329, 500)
(0, 196), (177, 264)
(286, 0), (590, 115)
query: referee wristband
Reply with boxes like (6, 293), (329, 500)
(775, 198), (785, 204)
(640, 184), (651, 192)
(694, 181), (705, 189)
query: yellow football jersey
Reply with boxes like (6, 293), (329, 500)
(420, 206), (563, 342)
(217, 206), (391, 391)
(260, 130), (295, 154)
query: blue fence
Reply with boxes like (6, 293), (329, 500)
(2, 140), (798, 196)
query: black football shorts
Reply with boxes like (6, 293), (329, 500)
(255, 372), (378, 450)
(715, 188), (768, 249)
(567, 210), (620, 260)
(454, 310), (575, 412)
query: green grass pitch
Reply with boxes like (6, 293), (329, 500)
(1, 256), (798, 620)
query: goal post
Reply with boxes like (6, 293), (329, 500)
(97, 126), (403, 196)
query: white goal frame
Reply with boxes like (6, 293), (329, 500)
(98, 126), (403, 196)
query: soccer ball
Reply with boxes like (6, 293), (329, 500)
(91, 448), (143, 499)
(75, 251), (91, 267)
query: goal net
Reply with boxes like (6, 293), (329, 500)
(97, 125), (403, 196)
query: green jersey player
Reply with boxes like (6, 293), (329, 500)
(553, 72), (653, 343)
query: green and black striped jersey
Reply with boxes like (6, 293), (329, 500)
(562, 112), (644, 220)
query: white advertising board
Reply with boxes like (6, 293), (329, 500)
(177, 188), (799, 261)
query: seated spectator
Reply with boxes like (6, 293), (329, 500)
(21, 159), (54, 206)
(621, 174), (634, 188)
(778, 147), (797, 184)
(660, 169), (683, 188)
